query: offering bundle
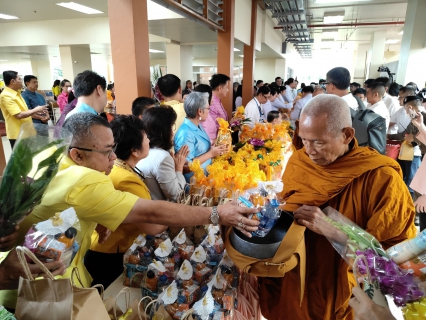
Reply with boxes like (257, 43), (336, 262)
(317, 207), (426, 318)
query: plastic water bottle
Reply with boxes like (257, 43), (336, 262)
(387, 229), (426, 264)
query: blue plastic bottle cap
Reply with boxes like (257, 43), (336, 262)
(144, 252), (151, 257)
(159, 275), (168, 282)
(146, 235), (153, 240)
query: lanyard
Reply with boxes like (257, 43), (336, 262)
(254, 98), (264, 117)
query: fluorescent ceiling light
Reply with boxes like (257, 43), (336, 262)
(323, 11), (345, 24)
(239, 55), (244, 58)
(0, 13), (19, 19)
(322, 29), (338, 38)
(149, 49), (164, 53)
(233, 48), (240, 52)
(399, 31), (404, 35)
(56, 2), (103, 14)
(315, 0), (370, 3)
(0, 60), (9, 62)
(385, 39), (399, 44)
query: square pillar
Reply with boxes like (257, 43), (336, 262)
(108, 0), (151, 114)
(368, 31), (386, 79)
(242, 1), (257, 107)
(217, 0), (235, 117)
(59, 45), (92, 81)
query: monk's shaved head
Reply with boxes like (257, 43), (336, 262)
(301, 95), (352, 136)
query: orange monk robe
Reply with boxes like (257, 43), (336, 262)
(258, 139), (417, 320)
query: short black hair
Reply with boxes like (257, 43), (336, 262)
(24, 75), (37, 86)
(267, 110), (280, 123)
(368, 82), (385, 97)
(279, 86), (286, 93)
(256, 80), (264, 86)
(269, 86), (277, 96)
(301, 83), (306, 89)
(107, 83), (114, 91)
(326, 67), (350, 90)
(3, 71), (18, 86)
(210, 74), (231, 90)
(275, 77), (282, 82)
(132, 97), (155, 117)
(284, 78), (295, 85)
(388, 82), (401, 97)
(302, 86), (314, 94)
(269, 82), (279, 89)
(374, 77), (391, 88)
(364, 79), (375, 87)
(319, 79), (326, 84)
(400, 86), (416, 96)
(256, 86), (271, 96)
(60, 79), (70, 87)
(194, 84), (213, 105)
(110, 115), (146, 161)
(353, 88), (367, 96)
(73, 70), (106, 98)
(142, 106), (177, 151)
(157, 74), (181, 97)
(53, 79), (60, 87)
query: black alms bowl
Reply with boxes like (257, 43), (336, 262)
(229, 211), (294, 259)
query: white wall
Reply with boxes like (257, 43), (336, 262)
(234, 0), (252, 46)
(255, 5), (262, 51)
(30, 60), (52, 90)
(254, 59), (276, 82)
(0, 60), (33, 78)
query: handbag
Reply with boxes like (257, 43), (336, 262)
(385, 140), (401, 160)
(15, 246), (110, 320)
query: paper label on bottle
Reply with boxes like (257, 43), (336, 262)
(154, 238), (172, 257)
(193, 288), (214, 318)
(159, 280), (178, 305)
(129, 234), (146, 252)
(173, 228), (186, 245)
(149, 260), (166, 272)
(36, 208), (78, 235)
(177, 260), (193, 280)
(190, 245), (207, 263)
(202, 230), (216, 247)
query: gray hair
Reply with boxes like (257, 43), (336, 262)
(184, 92), (209, 118)
(301, 95), (352, 135)
(63, 112), (110, 147)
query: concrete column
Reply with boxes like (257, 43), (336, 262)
(166, 44), (193, 87)
(368, 31), (387, 79)
(242, 0), (257, 106)
(59, 45), (92, 81)
(217, 0), (235, 118)
(108, 0), (151, 114)
(354, 44), (369, 83)
(396, 0), (426, 87)
(30, 60), (53, 90)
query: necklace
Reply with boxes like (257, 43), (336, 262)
(114, 158), (146, 180)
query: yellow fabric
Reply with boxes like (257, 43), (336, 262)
(398, 140), (414, 161)
(107, 90), (114, 101)
(0, 80), (5, 88)
(0, 156), (139, 309)
(0, 87), (32, 139)
(162, 100), (185, 133)
(258, 140), (417, 320)
(52, 86), (61, 97)
(90, 165), (151, 253)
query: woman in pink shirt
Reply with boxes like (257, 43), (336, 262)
(57, 79), (72, 112)
(201, 74), (230, 142)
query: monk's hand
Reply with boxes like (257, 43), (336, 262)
(0, 226), (19, 252)
(217, 201), (260, 238)
(415, 195), (426, 213)
(349, 287), (395, 320)
(293, 205), (328, 235)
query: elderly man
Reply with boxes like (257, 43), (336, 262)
(258, 95), (416, 320)
(0, 113), (258, 309)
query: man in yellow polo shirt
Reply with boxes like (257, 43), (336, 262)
(0, 71), (48, 148)
(0, 112), (258, 309)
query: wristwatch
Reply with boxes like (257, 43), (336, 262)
(209, 206), (220, 226)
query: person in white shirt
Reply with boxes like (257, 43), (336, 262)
(263, 86), (279, 117)
(244, 86), (270, 126)
(283, 78), (298, 103)
(275, 77), (283, 87)
(324, 67), (359, 111)
(366, 82), (390, 131)
(374, 77), (401, 134)
(290, 86), (313, 120)
(269, 85), (293, 112)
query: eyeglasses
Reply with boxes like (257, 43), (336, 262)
(204, 107), (211, 111)
(323, 82), (332, 86)
(69, 143), (117, 158)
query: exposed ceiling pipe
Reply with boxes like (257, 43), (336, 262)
(274, 21), (404, 29)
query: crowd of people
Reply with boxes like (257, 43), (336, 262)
(0, 66), (425, 320)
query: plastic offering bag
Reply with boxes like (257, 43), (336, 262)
(23, 208), (80, 267)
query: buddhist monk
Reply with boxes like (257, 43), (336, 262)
(258, 94), (416, 320)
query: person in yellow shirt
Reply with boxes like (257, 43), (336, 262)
(85, 115), (165, 288)
(0, 71), (48, 148)
(157, 74), (186, 133)
(0, 112), (258, 310)
(52, 79), (61, 100)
